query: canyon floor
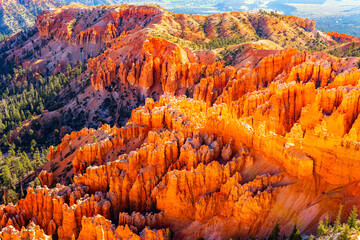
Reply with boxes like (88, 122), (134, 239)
(1, 3), (360, 240)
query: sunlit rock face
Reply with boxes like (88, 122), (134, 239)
(1, 3), (360, 240)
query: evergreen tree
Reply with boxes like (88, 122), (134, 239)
(268, 222), (280, 240)
(317, 220), (327, 236)
(289, 225), (302, 240)
(293, 230), (301, 240)
(20, 152), (33, 172)
(2, 134), (9, 146)
(13, 158), (26, 178)
(324, 213), (330, 228)
(20, 182), (24, 198)
(32, 148), (42, 169)
(33, 177), (40, 186)
(6, 189), (18, 204)
(335, 205), (344, 232)
(37, 102), (44, 113)
(8, 148), (15, 157)
(1, 164), (12, 187)
(0, 119), (5, 134)
(347, 206), (358, 229)
(30, 139), (37, 152)
(166, 229), (172, 240)
(339, 224), (351, 240)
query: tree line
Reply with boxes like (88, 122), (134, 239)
(0, 61), (85, 153)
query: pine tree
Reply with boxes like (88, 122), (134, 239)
(335, 204), (344, 232)
(289, 225), (296, 240)
(6, 189), (19, 204)
(30, 139), (37, 152)
(40, 148), (48, 165)
(32, 148), (42, 169)
(2, 134), (9, 146)
(34, 177), (40, 186)
(293, 230), (302, 240)
(67, 63), (72, 73)
(13, 158), (26, 178)
(38, 102), (44, 113)
(20, 110), (25, 121)
(1, 164), (12, 187)
(20, 152), (33, 172)
(78, 60), (83, 74)
(289, 225), (302, 240)
(268, 222), (280, 240)
(317, 220), (327, 236)
(166, 229), (172, 240)
(324, 213), (330, 228)
(347, 206), (358, 229)
(0, 119), (5, 134)
(339, 224), (351, 240)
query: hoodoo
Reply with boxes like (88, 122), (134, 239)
(0, 3), (360, 240)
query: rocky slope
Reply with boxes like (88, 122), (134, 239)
(0, 3), (341, 137)
(0, 4), (360, 240)
(0, 0), (62, 36)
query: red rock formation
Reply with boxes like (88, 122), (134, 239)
(78, 215), (169, 240)
(4, 66), (360, 239)
(152, 160), (282, 239)
(38, 171), (54, 187)
(90, 59), (117, 90)
(326, 31), (360, 43)
(2, 3), (360, 240)
(118, 212), (166, 231)
(329, 67), (360, 88)
(0, 222), (51, 240)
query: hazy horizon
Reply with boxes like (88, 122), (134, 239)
(57, 0), (360, 36)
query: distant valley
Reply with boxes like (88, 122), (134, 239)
(58, 0), (360, 37)
(1, 0), (360, 37)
